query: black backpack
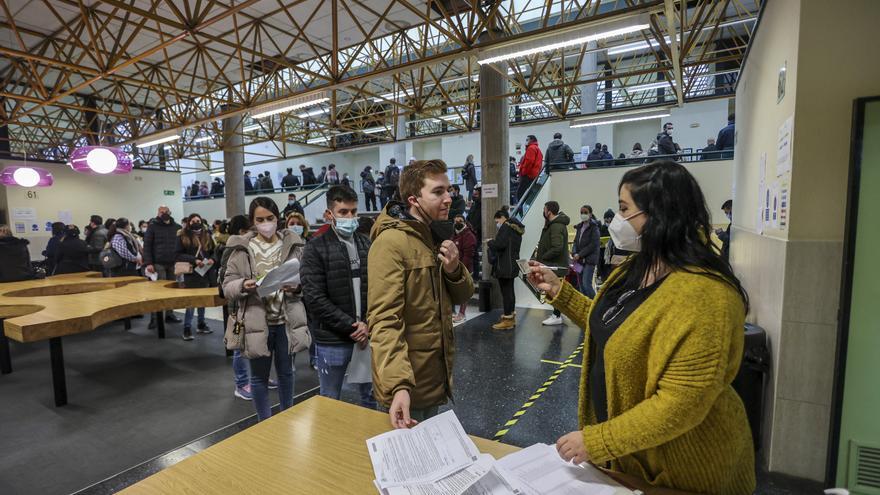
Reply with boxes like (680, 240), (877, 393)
(386, 165), (400, 186)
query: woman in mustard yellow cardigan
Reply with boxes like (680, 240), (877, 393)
(528, 160), (755, 495)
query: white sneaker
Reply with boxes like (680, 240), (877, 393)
(542, 315), (563, 326)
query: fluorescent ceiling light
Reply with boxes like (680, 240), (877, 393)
(518, 99), (561, 109)
(242, 124), (262, 132)
(438, 114), (466, 121)
(136, 133), (180, 148)
(209, 170), (225, 177)
(362, 127), (388, 134)
(194, 135), (214, 143)
(570, 109), (670, 128)
(606, 16), (756, 56)
(307, 137), (331, 144)
(298, 107), (329, 118)
(372, 88), (415, 102)
(251, 94), (330, 119)
(478, 20), (650, 65)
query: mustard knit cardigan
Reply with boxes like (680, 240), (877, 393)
(549, 270), (756, 495)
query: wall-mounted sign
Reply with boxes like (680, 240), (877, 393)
(163, 190), (175, 196)
(482, 183), (498, 198)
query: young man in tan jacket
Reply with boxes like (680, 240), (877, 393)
(368, 159), (475, 428)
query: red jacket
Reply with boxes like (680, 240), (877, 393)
(452, 226), (477, 273)
(518, 142), (543, 180)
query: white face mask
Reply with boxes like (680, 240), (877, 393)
(666, 128), (673, 136)
(256, 221), (277, 239)
(290, 225), (304, 235)
(580, 214), (590, 222)
(609, 212), (643, 252)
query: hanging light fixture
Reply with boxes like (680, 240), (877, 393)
(69, 146), (133, 175)
(1, 166), (54, 187)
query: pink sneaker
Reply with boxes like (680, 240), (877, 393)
(234, 384), (252, 400)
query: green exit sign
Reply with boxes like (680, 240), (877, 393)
(163, 190), (175, 196)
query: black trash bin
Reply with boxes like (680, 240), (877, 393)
(732, 323), (770, 452)
(478, 280), (492, 312)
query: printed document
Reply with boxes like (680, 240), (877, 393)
(256, 258), (300, 297)
(498, 444), (627, 495)
(367, 411), (480, 489)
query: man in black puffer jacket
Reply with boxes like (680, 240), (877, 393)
(144, 205), (183, 328)
(301, 186), (375, 409)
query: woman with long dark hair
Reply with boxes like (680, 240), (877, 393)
(54, 225), (90, 274)
(108, 218), (141, 277)
(175, 213), (216, 341)
(222, 197), (310, 420)
(528, 160), (754, 494)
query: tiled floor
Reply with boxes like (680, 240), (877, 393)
(2, 307), (826, 494)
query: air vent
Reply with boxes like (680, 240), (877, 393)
(849, 442), (880, 495)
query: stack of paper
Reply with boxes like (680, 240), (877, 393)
(498, 444), (628, 495)
(366, 413), (629, 495)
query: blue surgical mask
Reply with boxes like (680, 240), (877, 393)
(334, 217), (359, 237)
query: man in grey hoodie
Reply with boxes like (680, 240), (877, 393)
(544, 132), (575, 170)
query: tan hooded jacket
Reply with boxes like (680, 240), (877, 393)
(221, 230), (311, 359)
(367, 203), (475, 409)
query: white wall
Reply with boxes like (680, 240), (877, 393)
(613, 118), (661, 157)
(668, 99), (730, 152)
(1, 158), (183, 258)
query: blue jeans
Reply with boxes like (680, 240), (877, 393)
(183, 307), (205, 328)
(249, 324), (295, 421)
(316, 343), (376, 409)
(232, 349), (249, 389)
(579, 264), (596, 298)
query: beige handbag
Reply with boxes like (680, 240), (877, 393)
(224, 300), (247, 351)
(174, 241), (201, 276)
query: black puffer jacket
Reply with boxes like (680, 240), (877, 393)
(544, 139), (574, 166)
(571, 219), (600, 266)
(143, 217), (181, 266)
(301, 228), (371, 345)
(488, 219), (524, 279)
(0, 236), (34, 282)
(54, 237), (91, 274)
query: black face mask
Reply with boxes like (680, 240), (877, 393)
(160, 213), (171, 222)
(430, 219), (455, 245)
(190, 223), (202, 232)
(454, 222), (465, 232)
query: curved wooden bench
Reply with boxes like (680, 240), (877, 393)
(0, 272), (225, 406)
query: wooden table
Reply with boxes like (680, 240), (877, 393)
(0, 272), (225, 406)
(121, 396), (691, 495)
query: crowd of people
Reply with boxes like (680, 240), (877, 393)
(0, 147), (750, 492)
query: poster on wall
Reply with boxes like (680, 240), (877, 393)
(14, 223), (25, 234)
(756, 152), (767, 235)
(12, 207), (37, 222)
(770, 181), (780, 229)
(779, 181), (790, 230)
(58, 210), (73, 225)
(777, 115), (793, 177)
(482, 183), (498, 198)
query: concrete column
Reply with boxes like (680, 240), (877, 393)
(223, 113), (246, 217)
(394, 113), (408, 164)
(579, 42), (598, 155)
(478, 31), (509, 305)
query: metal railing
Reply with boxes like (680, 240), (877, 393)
(183, 181), (326, 202)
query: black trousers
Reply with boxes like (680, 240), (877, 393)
(497, 277), (516, 316)
(516, 177), (534, 203)
(364, 192), (378, 211)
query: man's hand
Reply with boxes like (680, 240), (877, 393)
(389, 389), (417, 429)
(556, 430), (589, 464)
(350, 321), (369, 343)
(438, 240), (460, 274)
(243, 279), (257, 292)
(572, 254), (580, 261)
(145, 264), (155, 274)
